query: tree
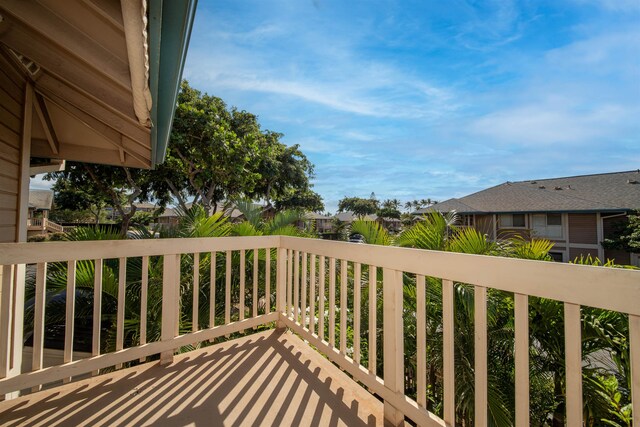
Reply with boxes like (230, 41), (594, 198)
(378, 198), (402, 219)
(50, 178), (109, 224)
(602, 212), (640, 253)
(155, 81), (319, 213)
(274, 188), (324, 212)
(46, 163), (171, 235)
(337, 196), (379, 217)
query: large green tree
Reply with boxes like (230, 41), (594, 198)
(46, 163), (171, 235)
(337, 196), (379, 217)
(155, 81), (321, 213)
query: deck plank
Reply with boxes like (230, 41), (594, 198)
(0, 330), (383, 426)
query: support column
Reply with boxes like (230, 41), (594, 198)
(160, 254), (180, 364)
(276, 246), (287, 329)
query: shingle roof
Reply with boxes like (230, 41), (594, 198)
(29, 190), (54, 211)
(420, 170), (640, 214)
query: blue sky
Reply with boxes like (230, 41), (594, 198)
(183, 0), (640, 213)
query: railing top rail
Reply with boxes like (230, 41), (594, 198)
(0, 235), (280, 265)
(280, 236), (640, 316)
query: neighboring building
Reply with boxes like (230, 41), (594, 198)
(26, 190), (64, 236)
(417, 171), (640, 265)
(306, 212), (334, 234)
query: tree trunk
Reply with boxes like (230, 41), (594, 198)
(551, 372), (564, 427)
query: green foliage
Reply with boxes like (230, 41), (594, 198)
(350, 220), (391, 245)
(155, 81), (320, 213)
(601, 212), (640, 253)
(337, 196), (379, 217)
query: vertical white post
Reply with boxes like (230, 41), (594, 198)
(368, 265), (377, 376)
(340, 259), (347, 354)
(0, 265), (15, 386)
(443, 279), (455, 426)
(139, 256), (147, 362)
(252, 248), (258, 319)
(294, 251), (300, 323)
(329, 258), (336, 348)
(276, 247), (287, 328)
(193, 253), (199, 331)
(116, 258), (126, 356)
(32, 263), (47, 377)
(265, 248), (271, 314)
(474, 285), (488, 427)
(63, 260), (76, 382)
(210, 252), (216, 329)
(416, 274), (426, 408)
(319, 256), (326, 341)
(514, 293), (529, 427)
(630, 315), (640, 427)
(239, 250), (245, 321)
(353, 262), (361, 364)
(564, 303), (582, 427)
(309, 254), (316, 335)
(383, 268), (404, 426)
(301, 252), (307, 329)
(161, 254), (180, 365)
(225, 250), (231, 326)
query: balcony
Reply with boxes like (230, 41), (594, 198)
(26, 218), (65, 234)
(0, 236), (638, 426)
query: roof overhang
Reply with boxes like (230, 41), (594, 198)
(0, 0), (196, 169)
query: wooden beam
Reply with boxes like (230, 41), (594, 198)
(37, 90), (150, 160)
(31, 138), (147, 169)
(33, 93), (59, 155)
(35, 74), (149, 144)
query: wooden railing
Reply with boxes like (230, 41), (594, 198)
(26, 218), (65, 233)
(0, 236), (638, 426)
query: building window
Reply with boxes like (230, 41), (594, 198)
(532, 213), (563, 239)
(499, 214), (526, 228)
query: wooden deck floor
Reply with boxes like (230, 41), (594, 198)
(0, 329), (383, 426)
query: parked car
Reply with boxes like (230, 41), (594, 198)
(348, 234), (365, 244)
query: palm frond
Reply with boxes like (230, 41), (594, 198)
(350, 220), (391, 245)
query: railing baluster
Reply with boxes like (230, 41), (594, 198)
(32, 262), (47, 388)
(276, 247), (286, 328)
(92, 259), (103, 367)
(301, 252), (307, 329)
(210, 251), (216, 329)
(631, 314), (640, 427)
(64, 260), (76, 382)
(475, 285), (488, 427)
(416, 274), (426, 408)
(294, 250), (300, 323)
(443, 278), (455, 425)
(265, 248), (271, 314)
(115, 258), (126, 369)
(139, 256), (147, 362)
(193, 253), (199, 332)
(253, 248), (258, 319)
(287, 249), (293, 318)
(329, 257), (336, 348)
(161, 254), (180, 364)
(225, 250), (231, 326)
(239, 250), (245, 321)
(340, 259), (348, 354)
(514, 293), (530, 426)
(0, 265), (14, 382)
(369, 265), (377, 376)
(319, 255), (326, 341)
(353, 262), (361, 365)
(310, 254), (316, 335)
(564, 302), (582, 426)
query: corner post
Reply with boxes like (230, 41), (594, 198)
(383, 268), (404, 426)
(161, 253), (180, 364)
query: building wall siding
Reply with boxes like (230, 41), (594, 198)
(0, 53), (26, 243)
(568, 213), (598, 244)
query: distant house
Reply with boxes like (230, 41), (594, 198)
(27, 190), (64, 236)
(416, 170), (640, 265)
(306, 212), (334, 234)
